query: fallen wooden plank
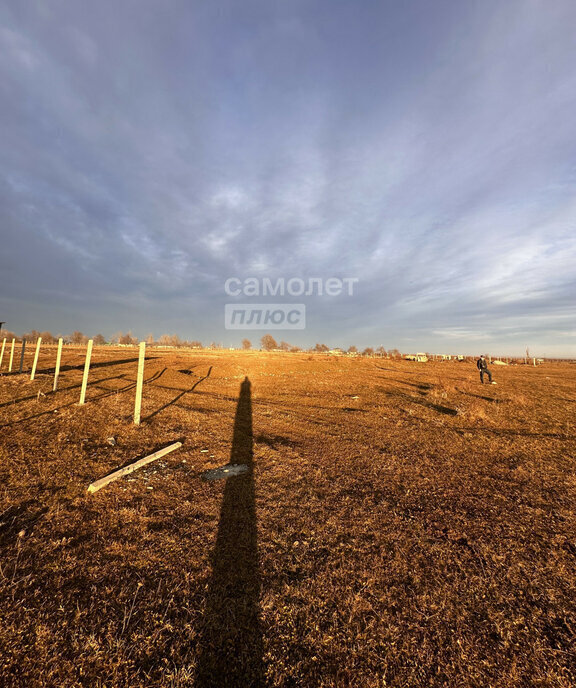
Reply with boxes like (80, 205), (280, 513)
(87, 441), (183, 494)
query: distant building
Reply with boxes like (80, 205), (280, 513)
(405, 353), (428, 362)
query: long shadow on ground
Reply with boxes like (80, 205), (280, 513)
(0, 373), (126, 409)
(141, 366), (213, 422)
(37, 355), (160, 375)
(0, 355), (161, 378)
(387, 389), (458, 416)
(194, 376), (265, 687)
(0, 369), (166, 428)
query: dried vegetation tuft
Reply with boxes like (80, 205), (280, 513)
(1, 349), (575, 686)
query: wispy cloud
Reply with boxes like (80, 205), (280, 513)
(0, 0), (574, 354)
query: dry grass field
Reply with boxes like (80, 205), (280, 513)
(0, 347), (575, 687)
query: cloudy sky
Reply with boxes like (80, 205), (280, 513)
(1, 0), (575, 355)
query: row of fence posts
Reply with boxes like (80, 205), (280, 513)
(0, 337), (146, 425)
(0, 338), (21, 374)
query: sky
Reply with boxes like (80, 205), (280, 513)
(1, 0), (575, 356)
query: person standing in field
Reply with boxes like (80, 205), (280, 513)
(476, 355), (496, 384)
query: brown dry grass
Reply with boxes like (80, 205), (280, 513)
(1, 348), (575, 687)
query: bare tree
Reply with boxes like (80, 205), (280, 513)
(157, 334), (180, 347)
(362, 347), (374, 356)
(71, 331), (88, 345)
(279, 341), (291, 351)
(119, 331), (138, 345)
(261, 334), (277, 351)
(314, 343), (329, 353)
(93, 334), (106, 346)
(1, 330), (17, 342)
(39, 331), (56, 344)
(24, 329), (41, 342)
(145, 333), (155, 346)
(242, 338), (252, 350)
(347, 345), (358, 354)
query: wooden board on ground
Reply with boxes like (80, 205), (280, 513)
(87, 441), (183, 494)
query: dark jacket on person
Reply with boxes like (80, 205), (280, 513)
(477, 358), (488, 371)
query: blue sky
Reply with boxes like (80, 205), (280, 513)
(1, 0), (575, 355)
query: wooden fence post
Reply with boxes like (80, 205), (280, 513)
(134, 341), (146, 425)
(8, 339), (15, 372)
(30, 337), (42, 380)
(53, 338), (63, 392)
(79, 340), (93, 405)
(0, 338), (5, 369)
(19, 340), (26, 373)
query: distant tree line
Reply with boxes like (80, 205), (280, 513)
(0, 327), (549, 362)
(0, 329), (405, 356)
(0, 329), (202, 349)
(255, 335), (394, 356)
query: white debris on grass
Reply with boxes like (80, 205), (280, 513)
(201, 464), (249, 481)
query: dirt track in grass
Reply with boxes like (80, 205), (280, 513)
(1, 347), (575, 687)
